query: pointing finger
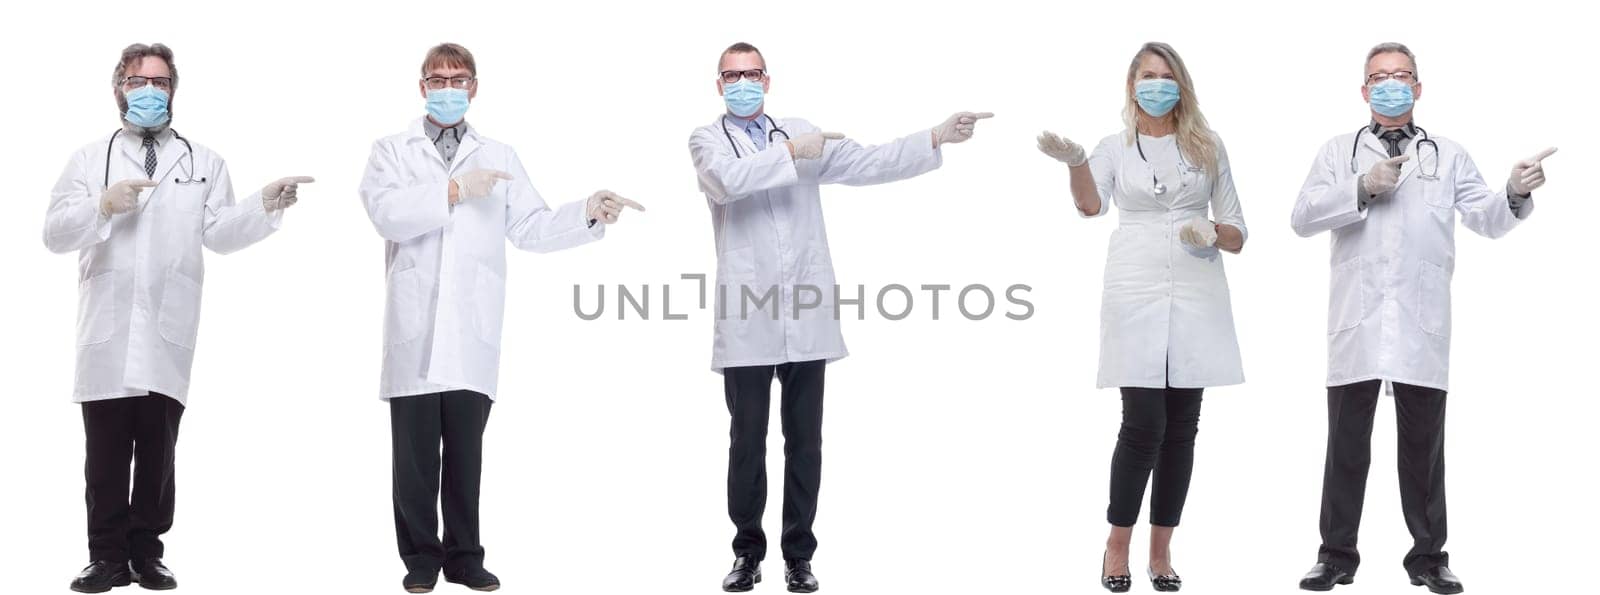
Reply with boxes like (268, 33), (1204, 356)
(490, 170), (514, 180)
(971, 112), (995, 119)
(1528, 147), (1558, 162)
(617, 197), (646, 211)
(130, 179), (160, 188)
(284, 176), (316, 184)
(820, 132), (846, 140)
(1382, 155), (1412, 166)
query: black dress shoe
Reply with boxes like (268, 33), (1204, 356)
(1299, 562), (1355, 591)
(722, 555), (761, 592)
(1410, 565), (1463, 594)
(1101, 551), (1131, 593)
(402, 568), (438, 593)
(785, 559), (819, 593)
(1148, 567), (1182, 592)
(130, 558), (177, 590)
(70, 561), (132, 593)
(444, 567), (500, 592)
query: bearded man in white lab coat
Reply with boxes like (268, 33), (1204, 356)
(44, 43), (312, 593)
(359, 43), (643, 594)
(689, 41), (991, 594)
(1291, 42), (1554, 595)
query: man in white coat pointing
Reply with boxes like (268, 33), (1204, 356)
(690, 42), (991, 594)
(45, 43), (312, 593)
(1291, 43), (1554, 595)
(360, 43), (643, 594)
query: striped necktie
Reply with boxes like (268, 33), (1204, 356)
(142, 137), (157, 178)
(1379, 129), (1408, 158)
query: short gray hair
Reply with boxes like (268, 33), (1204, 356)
(1365, 42), (1418, 82)
(111, 43), (178, 90)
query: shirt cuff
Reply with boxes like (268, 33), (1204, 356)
(1506, 186), (1534, 220)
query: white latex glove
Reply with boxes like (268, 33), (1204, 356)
(451, 169), (513, 204)
(261, 176), (315, 212)
(1508, 147), (1557, 196)
(1037, 131), (1087, 166)
(1179, 217), (1218, 248)
(585, 190), (646, 224)
(786, 132), (845, 160)
(933, 111), (994, 146)
(100, 179), (158, 216)
(1360, 154), (1411, 196)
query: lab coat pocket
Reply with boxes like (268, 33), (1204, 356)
(717, 247), (757, 284)
(716, 247), (757, 322)
(1327, 258), (1364, 335)
(163, 183), (207, 214)
(473, 263), (506, 348)
(384, 266), (425, 347)
(1420, 176), (1453, 209)
(1419, 261), (1452, 338)
(76, 271), (116, 346)
(157, 268), (203, 350)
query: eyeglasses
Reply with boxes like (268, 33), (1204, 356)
(120, 76), (173, 92)
(423, 76), (475, 90)
(719, 69), (766, 84)
(1366, 70), (1416, 85)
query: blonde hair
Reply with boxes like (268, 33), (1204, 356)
(1121, 42), (1218, 174)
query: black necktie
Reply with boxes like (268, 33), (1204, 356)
(1379, 130), (1407, 158)
(142, 137), (157, 178)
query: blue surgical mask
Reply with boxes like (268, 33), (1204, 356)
(124, 85), (170, 128)
(1134, 79), (1180, 117)
(722, 79), (764, 118)
(426, 88), (470, 125)
(1368, 79), (1415, 117)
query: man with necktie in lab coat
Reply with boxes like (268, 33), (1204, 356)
(688, 41), (992, 593)
(44, 42), (312, 593)
(359, 43), (644, 594)
(1291, 42), (1555, 594)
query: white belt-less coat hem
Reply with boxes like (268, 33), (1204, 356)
(1292, 129), (1529, 392)
(362, 118), (603, 402)
(1087, 131), (1247, 391)
(46, 130), (284, 407)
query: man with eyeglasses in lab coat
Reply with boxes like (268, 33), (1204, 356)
(1291, 42), (1555, 594)
(45, 42), (312, 593)
(689, 41), (992, 593)
(360, 42), (644, 594)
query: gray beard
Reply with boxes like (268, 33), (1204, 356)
(122, 118), (170, 138)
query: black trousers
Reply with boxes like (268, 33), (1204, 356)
(391, 390), (493, 574)
(82, 393), (184, 563)
(1317, 379), (1448, 575)
(725, 359), (825, 562)
(1107, 387), (1203, 527)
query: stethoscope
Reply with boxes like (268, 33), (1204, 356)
(1350, 124), (1439, 181)
(720, 114), (791, 158)
(103, 128), (205, 188)
(1133, 132), (1201, 196)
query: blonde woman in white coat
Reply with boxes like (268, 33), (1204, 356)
(1037, 42), (1246, 593)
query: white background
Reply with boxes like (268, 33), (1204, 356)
(3, 0), (1594, 593)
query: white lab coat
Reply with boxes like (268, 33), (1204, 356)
(1291, 128), (1531, 391)
(689, 114), (943, 372)
(360, 118), (602, 400)
(44, 129), (283, 405)
(1086, 131), (1247, 389)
